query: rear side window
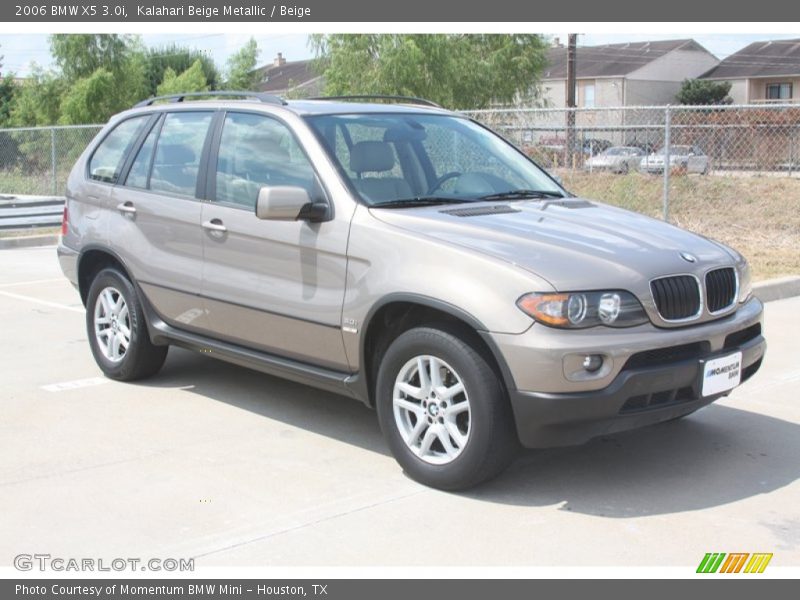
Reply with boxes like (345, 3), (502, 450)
(88, 116), (149, 183)
(125, 126), (158, 189)
(149, 112), (213, 198)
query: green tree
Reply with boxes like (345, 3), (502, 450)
(9, 66), (66, 126)
(50, 34), (133, 81)
(0, 75), (17, 127)
(225, 38), (260, 90)
(144, 44), (219, 96)
(156, 59), (209, 96)
(677, 79), (733, 105)
(48, 34), (149, 123)
(59, 68), (118, 125)
(310, 34), (548, 109)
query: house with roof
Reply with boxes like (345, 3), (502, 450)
(542, 39), (720, 108)
(254, 53), (323, 98)
(701, 39), (800, 104)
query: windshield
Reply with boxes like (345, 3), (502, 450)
(305, 113), (564, 206)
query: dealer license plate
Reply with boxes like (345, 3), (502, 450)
(701, 352), (743, 397)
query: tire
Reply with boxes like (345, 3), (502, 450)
(619, 162), (629, 175)
(86, 267), (168, 381)
(375, 326), (518, 490)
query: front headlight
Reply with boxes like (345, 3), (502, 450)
(737, 260), (752, 303)
(517, 291), (649, 329)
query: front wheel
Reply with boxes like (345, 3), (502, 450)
(376, 326), (518, 490)
(86, 268), (168, 381)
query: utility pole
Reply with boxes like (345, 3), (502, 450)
(566, 33), (577, 168)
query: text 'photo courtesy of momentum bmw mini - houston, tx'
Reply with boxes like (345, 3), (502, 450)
(57, 91), (766, 490)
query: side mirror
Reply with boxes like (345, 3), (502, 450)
(255, 186), (328, 222)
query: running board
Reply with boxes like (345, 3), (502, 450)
(147, 313), (363, 403)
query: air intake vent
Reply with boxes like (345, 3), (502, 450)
(650, 275), (701, 321)
(705, 267), (737, 313)
(441, 205), (521, 217)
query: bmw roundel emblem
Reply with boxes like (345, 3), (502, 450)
(680, 252), (697, 263)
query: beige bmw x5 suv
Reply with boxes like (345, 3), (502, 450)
(58, 92), (766, 489)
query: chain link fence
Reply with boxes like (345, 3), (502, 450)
(463, 103), (800, 216)
(0, 124), (102, 196)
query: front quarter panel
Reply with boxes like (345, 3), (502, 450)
(341, 205), (553, 371)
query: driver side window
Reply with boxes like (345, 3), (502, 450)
(214, 112), (315, 210)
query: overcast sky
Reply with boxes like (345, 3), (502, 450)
(1, 33), (797, 77)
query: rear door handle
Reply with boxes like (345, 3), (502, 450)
(202, 218), (227, 233)
(116, 201), (136, 215)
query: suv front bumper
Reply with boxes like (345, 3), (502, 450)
(485, 297), (766, 448)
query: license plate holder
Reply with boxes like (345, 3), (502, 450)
(700, 351), (743, 397)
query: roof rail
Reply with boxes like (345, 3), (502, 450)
(134, 91), (287, 108)
(307, 95), (442, 108)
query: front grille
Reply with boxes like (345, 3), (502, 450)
(650, 275), (701, 321)
(623, 341), (710, 371)
(619, 386), (697, 414)
(706, 267), (737, 313)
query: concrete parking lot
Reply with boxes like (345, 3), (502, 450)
(0, 245), (798, 568)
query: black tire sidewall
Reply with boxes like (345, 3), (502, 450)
(376, 327), (514, 490)
(85, 268), (153, 380)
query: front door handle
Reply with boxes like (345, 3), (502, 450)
(116, 201), (136, 215)
(202, 218), (227, 234)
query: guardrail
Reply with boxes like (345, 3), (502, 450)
(0, 195), (65, 230)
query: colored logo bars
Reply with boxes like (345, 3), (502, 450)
(697, 553), (773, 573)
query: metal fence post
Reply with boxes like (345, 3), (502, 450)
(50, 128), (57, 196)
(663, 105), (671, 222)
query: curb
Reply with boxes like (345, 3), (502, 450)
(754, 276), (800, 303)
(0, 234), (59, 249)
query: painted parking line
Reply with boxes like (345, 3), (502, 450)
(0, 289), (83, 313)
(0, 278), (64, 288)
(41, 377), (109, 393)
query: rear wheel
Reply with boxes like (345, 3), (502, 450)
(376, 326), (518, 490)
(86, 268), (168, 381)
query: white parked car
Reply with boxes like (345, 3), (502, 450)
(640, 145), (710, 174)
(585, 146), (645, 174)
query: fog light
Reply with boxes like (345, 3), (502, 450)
(583, 354), (603, 372)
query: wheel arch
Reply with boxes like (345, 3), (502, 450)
(356, 293), (517, 407)
(77, 245), (133, 307)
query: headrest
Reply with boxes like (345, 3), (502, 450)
(350, 141), (395, 173)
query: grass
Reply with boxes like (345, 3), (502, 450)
(0, 226), (59, 238)
(561, 171), (800, 281)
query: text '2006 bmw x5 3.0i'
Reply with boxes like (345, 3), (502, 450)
(58, 92), (766, 490)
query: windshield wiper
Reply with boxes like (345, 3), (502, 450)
(369, 197), (476, 209)
(478, 189), (565, 201)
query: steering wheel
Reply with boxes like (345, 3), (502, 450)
(427, 171), (462, 194)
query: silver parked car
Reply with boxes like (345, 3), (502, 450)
(640, 145), (710, 174)
(585, 146), (645, 174)
(58, 93), (765, 490)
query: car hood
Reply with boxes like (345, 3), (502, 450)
(369, 199), (735, 291)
